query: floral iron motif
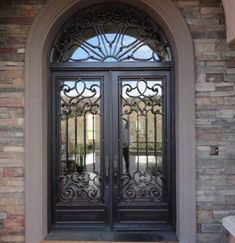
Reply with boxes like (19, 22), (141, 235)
(59, 172), (102, 203)
(121, 77), (163, 116)
(121, 170), (164, 202)
(59, 78), (101, 116)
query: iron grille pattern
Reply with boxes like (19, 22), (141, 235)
(121, 172), (164, 203)
(58, 78), (102, 203)
(50, 3), (171, 63)
(120, 77), (164, 203)
(59, 172), (101, 203)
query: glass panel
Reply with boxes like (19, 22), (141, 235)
(120, 78), (164, 203)
(70, 34), (162, 63)
(58, 78), (102, 203)
(50, 3), (172, 63)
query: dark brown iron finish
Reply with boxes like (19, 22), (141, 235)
(49, 62), (174, 70)
(50, 68), (175, 231)
(119, 77), (164, 203)
(58, 77), (102, 203)
(48, 2), (175, 234)
(50, 71), (110, 229)
(111, 70), (173, 230)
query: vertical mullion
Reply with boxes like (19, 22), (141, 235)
(66, 113), (69, 170)
(84, 115), (87, 171)
(154, 115), (157, 168)
(145, 113), (148, 169)
(137, 114), (140, 171)
(162, 77), (167, 199)
(92, 114), (95, 172)
(74, 113), (77, 168)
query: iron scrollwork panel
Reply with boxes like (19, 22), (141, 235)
(57, 77), (104, 203)
(119, 77), (165, 203)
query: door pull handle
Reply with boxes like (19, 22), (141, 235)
(113, 155), (118, 189)
(114, 169), (118, 189)
(105, 156), (109, 189)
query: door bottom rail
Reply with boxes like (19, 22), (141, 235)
(44, 231), (179, 242)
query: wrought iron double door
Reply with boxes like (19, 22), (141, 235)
(51, 68), (174, 231)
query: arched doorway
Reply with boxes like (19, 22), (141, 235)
(48, 3), (175, 232)
(25, 0), (196, 242)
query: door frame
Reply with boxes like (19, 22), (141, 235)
(25, 0), (196, 242)
(49, 63), (175, 232)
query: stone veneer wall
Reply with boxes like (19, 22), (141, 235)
(174, 1), (235, 242)
(0, 0), (234, 243)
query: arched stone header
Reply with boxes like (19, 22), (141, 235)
(222, 0), (235, 45)
(25, 0), (196, 243)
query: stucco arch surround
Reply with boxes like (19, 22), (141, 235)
(25, 0), (196, 243)
(222, 0), (235, 45)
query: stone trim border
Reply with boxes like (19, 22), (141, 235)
(223, 216), (235, 237)
(223, 216), (235, 243)
(25, 0), (196, 243)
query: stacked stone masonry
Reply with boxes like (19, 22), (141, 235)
(0, 0), (234, 243)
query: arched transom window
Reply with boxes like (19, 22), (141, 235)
(50, 3), (172, 63)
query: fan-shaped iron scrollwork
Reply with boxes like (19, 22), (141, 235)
(50, 3), (171, 63)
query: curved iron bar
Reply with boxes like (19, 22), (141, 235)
(120, 170), (164, 203)
(59, 172), (102, 203)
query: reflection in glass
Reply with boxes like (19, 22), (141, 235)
(58, 78), (102, 203)
(120, 78), (164, 203)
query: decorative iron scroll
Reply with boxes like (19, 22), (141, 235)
(58, 78), (102, 203)
(50, 3), (171, 63)
(59, 172), (101, 202)
(121, 78), (163, 116)
(59, 78), (101, 116)
(121, 171), (164, 202)
(120, 77), (165, 203)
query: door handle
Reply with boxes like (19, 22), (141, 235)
(113, 155), (118, 189)
(114, 169), (118, 189)
(105, 156), (109, 189)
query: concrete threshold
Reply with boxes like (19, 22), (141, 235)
(41, 241), (178, 243)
